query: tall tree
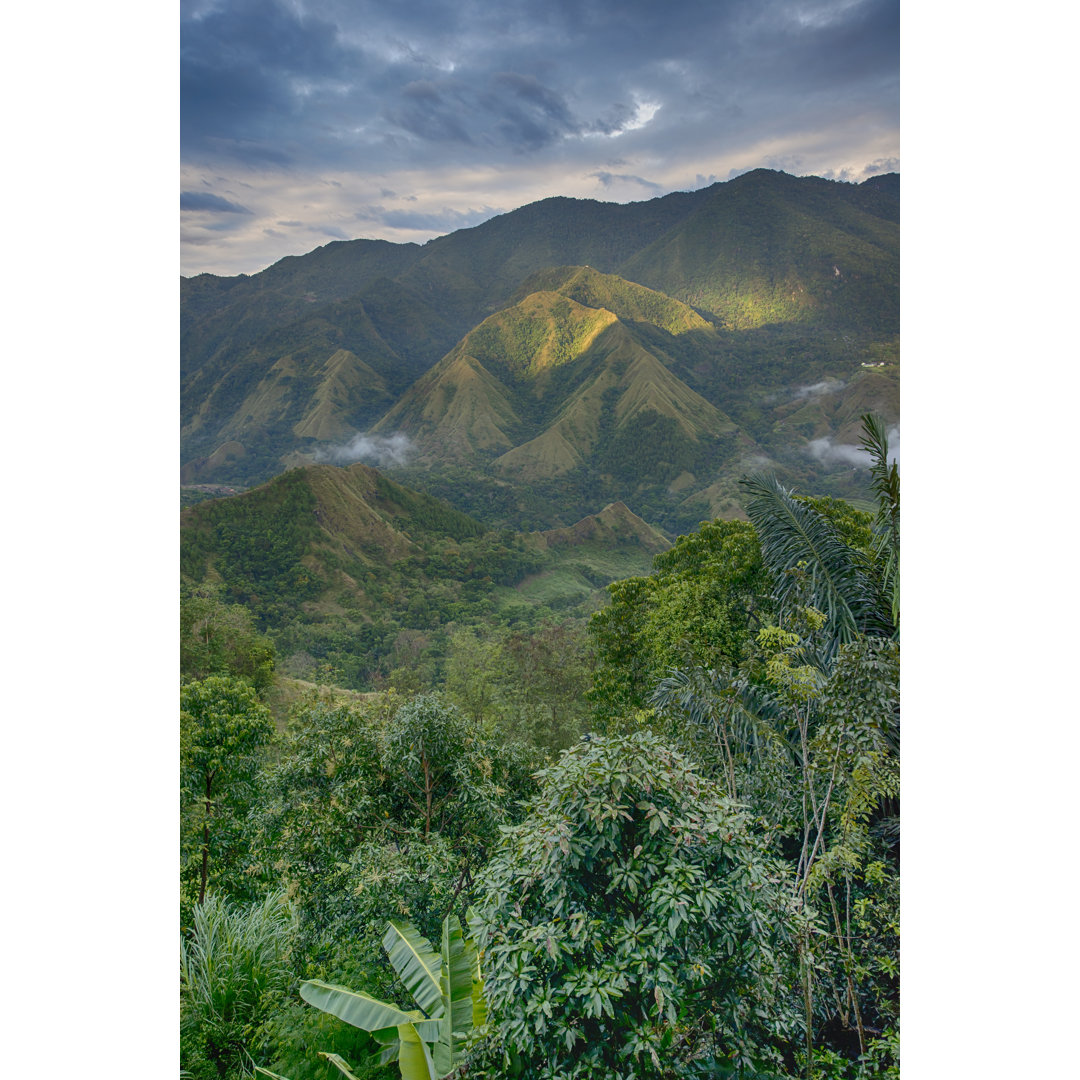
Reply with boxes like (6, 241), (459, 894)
(181, 675), (274, 905)
(181, 584), (276, 693)
(739, 414), (898, 669)
(588, 519), (773, 723)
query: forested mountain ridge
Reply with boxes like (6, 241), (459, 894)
(181, 463), (665, 690)
(181, 419), (900, 1080)
(181, 169), (899, 522)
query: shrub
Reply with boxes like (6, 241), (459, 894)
(471, 731), (798, 1079)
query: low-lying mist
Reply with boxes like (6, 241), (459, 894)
(315, 432), (415, 467)
(806, 425), (900, 468)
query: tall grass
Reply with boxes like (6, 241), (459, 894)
(181, 891), (295, 1079)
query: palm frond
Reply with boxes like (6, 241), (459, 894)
(651, 667), (795, 760)
(859, 413), (900, 630)
(740, 473), (884, 653)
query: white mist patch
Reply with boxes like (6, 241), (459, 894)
(761, 379), (845, 405)
(316, 432), (415, 467)
(793, 378), (845, 400)
(806, 426), (900, 468)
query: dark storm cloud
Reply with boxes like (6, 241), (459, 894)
(383, 71), (600, 152)
(181, 0), (898, 274)
(179, 190), (252, 213)
(363, 205), (504, 232)
(182, 0), (898, 168)
(181, 0), (353, 161)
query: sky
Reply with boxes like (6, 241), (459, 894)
(180, 0), (899, 276)
(9, 5), (1080, 1074)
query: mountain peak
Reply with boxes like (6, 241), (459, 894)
(536, 501), (670, 554)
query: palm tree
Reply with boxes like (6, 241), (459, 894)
(739, 414), (897, 668)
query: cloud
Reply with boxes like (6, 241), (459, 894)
(364, 205), (503, 232)
(315, 432), (415, 467)
(181, 0), (899, 275)
(806, 425), (899, 468)
(384, 71), (583, 151)
(862, 156), (900, 176)
(180, 191), (252, 214)
(591, 171), (663, 191)
(181, 0), (351, 160)
(793, 378), (845, 399)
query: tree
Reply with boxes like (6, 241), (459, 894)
(588, 520), (773, 724)
(471, 731), (798, 1079)
(501, 621), (594, 749)
(646, 421), (902, 1074)
(738, 415), (898, 669)
(251, 694), (539, 1021)
(442, 626), (505, 729)
(181, 585), (276, 693)
(181, 676), (275, 906)
(380, 693), (536, 848)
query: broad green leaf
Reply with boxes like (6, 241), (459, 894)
(383, 919), (444, 1017)
(465, 933), (487, 1030)
(300, 980), (424, 1032)
(368, 1041), (401, 1068)
(433, 915), (477, 1075)
(254, 1069), (292, 1080)
(317, 1052), (363, 1080)
(397, 1021), (439, 1080)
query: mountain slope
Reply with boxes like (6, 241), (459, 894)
(180, 464), (666, 689)
(371, 281), (739, 487)
(180, 170), (899, 523)
(180, 462), (488, 588)
(534, 501), (670, 555)
(617, 170), (898, 332)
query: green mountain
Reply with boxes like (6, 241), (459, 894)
(181, 169), (899, 525)
(180, 464), (664, 688)
(534, 501), (670, 555)
(368, 274), (750, 527)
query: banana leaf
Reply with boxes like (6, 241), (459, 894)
(397, 1022), (439, 1080)
(465, 931), (487, 1031)
(433, 915), (477, 1075)
(383, 919), (444, 1018)
(298, 980), (439, 1040)
(317, 1053), (363, 1080)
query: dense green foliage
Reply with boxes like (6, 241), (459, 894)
(181, 891), (296, 1079)
(182, 585), (277, 691)
(179, 416), (900, 1080)
(291, 915), (487, 1080)
(472, 731), (798, 1079)
(589, 520), (774, 724)
(181, 676), (275, 908)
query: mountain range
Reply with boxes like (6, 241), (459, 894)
(181, 168), (899, 532)
(181, 462), (667, 687)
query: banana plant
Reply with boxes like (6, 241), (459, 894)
(273, 914), (486, 1080)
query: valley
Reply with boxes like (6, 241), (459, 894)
(180, 167), (901, 1080)
(181, 169), (898, 535)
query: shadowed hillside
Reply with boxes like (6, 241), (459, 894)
(181, 170), (898, 528)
